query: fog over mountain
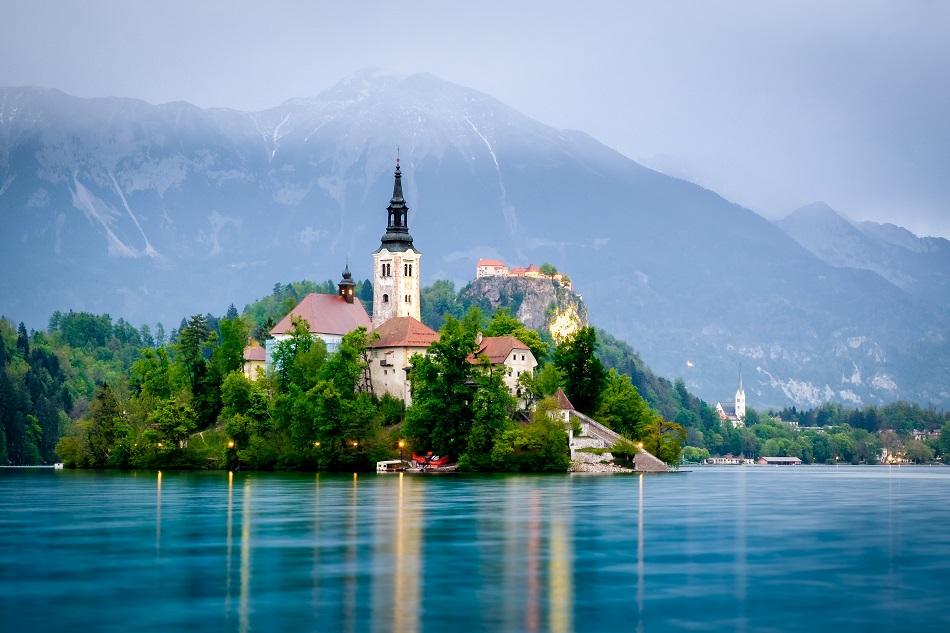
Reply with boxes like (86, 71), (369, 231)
(1, 72), (947, 408)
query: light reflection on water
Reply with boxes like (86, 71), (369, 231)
(1, 466), (949, 632)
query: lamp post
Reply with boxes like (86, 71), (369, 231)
(398, 439), (406, 461)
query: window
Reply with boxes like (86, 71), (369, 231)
(404, 263), (408, 276)
(383, 293), (389, 303)
(409, 263), (413, 276)
(381, 262), (392, 277)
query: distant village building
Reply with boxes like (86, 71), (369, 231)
(716, 370), (746, 427)
(242, 344), (266, 381)
(369, 316), (439, 405)
(468, 333), (538, 403)
(266, 267), (372, 361)
(757, 456), (802, 466)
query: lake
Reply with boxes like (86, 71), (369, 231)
(1, 466), (948, 632)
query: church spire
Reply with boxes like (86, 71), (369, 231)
(376, 152), (417, 253)
(338, 261), (356, 303)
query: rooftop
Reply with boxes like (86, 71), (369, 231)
(371, 316), (439, 348)
(243, 345), (266, 362)
(270, 293), (371, 337)
(469, 335), (531, 365)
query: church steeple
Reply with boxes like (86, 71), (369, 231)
(371, 151), (422, 327)
(338, 262), (356, 304)
(377, 154), (416, 253)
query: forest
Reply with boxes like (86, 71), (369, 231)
(2, 278), (948, 468)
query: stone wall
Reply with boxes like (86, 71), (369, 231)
(461, 275), (588, 340)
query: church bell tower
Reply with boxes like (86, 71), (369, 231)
(734, 368), (746, 421)
(372, 156), (421, 327)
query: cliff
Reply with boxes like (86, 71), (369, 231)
(460, 276), (588, 341)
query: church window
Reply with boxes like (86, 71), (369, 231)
(383, 294), (389, 303)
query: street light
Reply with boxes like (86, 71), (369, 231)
(313, 441), (321, 448)
(351, 441), (359, 448)
(227, 440), (235, 449)
(398, 439), (406, 460)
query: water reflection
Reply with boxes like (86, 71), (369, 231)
(7, 468), (945, 632)
(226, 471), (233, 614)
(344, 473), (358, 633)
(155, 470), (162, 554)
(392, 473), (420, 633)
(637, 473), (644, 633)
(548, 483), (572, 633)
(240, 477), (251, 633)
(735, 467), (747, 633)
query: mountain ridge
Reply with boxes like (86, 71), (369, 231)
(1, 72), (947, 409)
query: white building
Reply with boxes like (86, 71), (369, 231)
(372, 158), (421, 328)
(368, 316), (439, 406)
(716, 370), (746, 427)
(476, 258), (509, 278)
(267, 267), (372, 363)
(468, 333), (538, 403)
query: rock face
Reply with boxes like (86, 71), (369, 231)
(461, 276), (588, 341)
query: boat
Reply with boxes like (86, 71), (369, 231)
(376, 460), (411, 472)
(406, 452), (458, 473)
(53, 463), (64, 470)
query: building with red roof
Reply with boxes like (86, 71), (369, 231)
(476, 258), (509, 278)
(267, 266), (372, 365)
(468, 333), (538, 403)
(369, 316), (439, 405)
(242, 344), (266, 380)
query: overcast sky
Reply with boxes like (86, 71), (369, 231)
(3, 0), (948, 236)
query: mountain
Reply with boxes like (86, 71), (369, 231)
(779, 202), (950, 305)
(1, 71), (947, 408)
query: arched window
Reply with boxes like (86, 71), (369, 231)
(383, 293), (389, 303)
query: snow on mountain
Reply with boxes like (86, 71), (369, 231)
(1, 72), (948, 408)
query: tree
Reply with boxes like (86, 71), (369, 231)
(460, 359), (515, 471)
(904, 439), (934, 464)
(271, 316), (327, 392)
(86, 384), (129, 467)
(214, 316), (250, 376)
(642, 417), (686, 464)
(148, 399), (197, 449)
(938, 422), (950, 458)
(420, 280), (464, 331)
(404, 316), (477, 456)
(484, 308), (549, 363)
(554, 327), (606, 415)
(594, 369), (657, 440)
(539, 263), (558, 277)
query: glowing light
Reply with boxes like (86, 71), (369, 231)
(398, 440), (405, 448)
(227, 440), (235, 449)
(314, 441), (321, 448)
(351, 441), (359, 447)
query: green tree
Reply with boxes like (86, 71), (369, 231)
(938, 422), (950, 457)
(420, 280), (464, 331)
(554, 327), (606, 415)
(594, 369), (657, 440)
(86, 384), (129, 467)
(214, 316), (250, 376)
(460, 359), (516, 471)
(148, 399), (197, 449)
(539, 263), (558, 277)
(904, 439), (934, 464)
(484, 308), (549, 362)
(404, 316), (477, 456)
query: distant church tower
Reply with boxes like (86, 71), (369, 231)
(372, 156), (421, 327)
(734, 368), (746, 421)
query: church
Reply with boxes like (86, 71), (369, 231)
(716, 370), (747, 428)
(248, 157), (536, 403)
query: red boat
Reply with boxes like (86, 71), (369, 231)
(410, 452), (456, 471)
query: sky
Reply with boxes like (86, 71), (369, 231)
(2, 0), (948, 236)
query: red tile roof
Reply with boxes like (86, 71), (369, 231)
(469, 335), (531, 365)
(477, 258), (507, 267)
(243, 345), (266, 362)
(554, 388), (575, 411)
(270, 293), (371, 337)
(371, 317), (439, 349)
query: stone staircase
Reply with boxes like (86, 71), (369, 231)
(567, 410), (668, 473)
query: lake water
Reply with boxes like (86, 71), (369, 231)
(1, 466), (948, 632)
